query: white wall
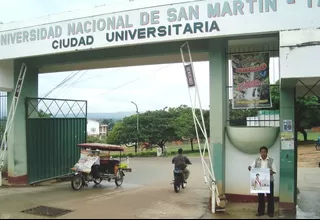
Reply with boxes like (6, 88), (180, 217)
(225, 132), (280, 197)
(280, 29), (320, 79)
(87, 119), (100, 136)
(0, 60), (14, 92)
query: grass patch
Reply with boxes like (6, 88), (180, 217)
(297, 131), (320, 141)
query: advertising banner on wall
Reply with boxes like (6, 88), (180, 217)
(231, 52), (272, 109)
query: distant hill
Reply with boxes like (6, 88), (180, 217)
(87, 111), (136, 120)
(32, 111), (136, 120)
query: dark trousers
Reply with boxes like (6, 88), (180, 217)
(91, 165), (100, 179)
(257, 181), (274, 215)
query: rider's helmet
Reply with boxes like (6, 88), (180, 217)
(178, 148), (183, 154)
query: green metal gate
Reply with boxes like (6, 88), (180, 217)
(0, 92), (6, 141)
(26, 97), (87, 184)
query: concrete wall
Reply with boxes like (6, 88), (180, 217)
(0, 60), (14, 92)
(280, 29), (320, 79)
(225, 131), (281, 197)
(6, 61), (38, 184)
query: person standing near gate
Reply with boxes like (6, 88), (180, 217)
(248, 146), (277, 217)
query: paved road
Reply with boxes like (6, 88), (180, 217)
(1, 159), (319, 219)
(0, 157), (210, 219)
(296, 168), (320, 219)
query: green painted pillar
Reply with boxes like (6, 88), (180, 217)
(7, 61), (38, 184)
(208, 39), (228, 195)
(279, 86), (297, 211)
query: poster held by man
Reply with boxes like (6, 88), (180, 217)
(250, 168), (270, 194)
(231, 52), (272, 109)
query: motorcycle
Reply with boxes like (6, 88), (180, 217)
(172, 163), (191, 193)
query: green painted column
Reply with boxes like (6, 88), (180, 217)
(279, 86), (296, 210)
(7, 61), (38, 184)
(208, 39), (228, 195)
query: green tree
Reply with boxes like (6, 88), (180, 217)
(171, 105), (209, 151)
(106, 122), (128, 145)
(270, 80), (320, 141)
(38, 109), (53, 118)
(0, 117), (6, 139)
(87, 135), (104, 143)
(269, 81), (280, 110)
(0, 124), (5, 139)
(107, 109), (178, 151)
(137, 110), (178, 151)
(106, 106), (210, 151)
(229, 100), (258, 126)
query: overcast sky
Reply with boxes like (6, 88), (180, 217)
(0, 0), (279, 113)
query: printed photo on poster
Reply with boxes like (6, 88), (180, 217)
(250, 168), (270, 194)
(232, 52), (272, 109)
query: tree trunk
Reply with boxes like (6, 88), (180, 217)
(190, 138), (194, 151)
(157, 140), (166, 152)
(296, 126), (308, 141)
(300, 129), (308, 141)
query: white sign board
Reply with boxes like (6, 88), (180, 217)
(0, 0), (320, 59)
(250, 168), (270, 194)
(281, 140), (294, 150)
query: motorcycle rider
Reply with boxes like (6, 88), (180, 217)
(172, 148), (192, 182)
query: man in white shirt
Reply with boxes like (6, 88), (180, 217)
(248, 146), (276, 218)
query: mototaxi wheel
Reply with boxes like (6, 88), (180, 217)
(115, 171), (124, 187)
(316, 144), (320, 151)
(94, 178), (102, 185)
(71, 175), (83, 191)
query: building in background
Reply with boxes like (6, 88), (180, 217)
(99, 124), (108, 137)
(87, 119), (108, 138)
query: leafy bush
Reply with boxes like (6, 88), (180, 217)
(138, 151), (157, 157)
(122, 151), (157, 158)
(127, 153), (134, 157)
(87, 136), (103, 143)
(168, 151), (175, 155)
